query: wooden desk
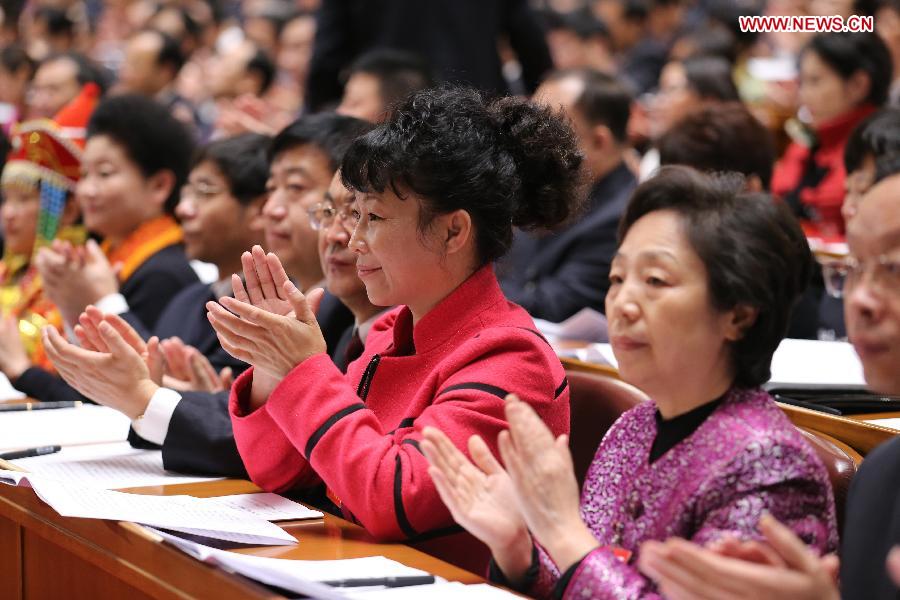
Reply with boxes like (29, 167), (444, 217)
(0, 478), (483, 599)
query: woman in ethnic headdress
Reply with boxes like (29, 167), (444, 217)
(0, 83), (98, 383)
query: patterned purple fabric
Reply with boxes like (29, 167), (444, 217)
(528, 387), (838, 599)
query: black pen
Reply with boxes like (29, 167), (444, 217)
(0, 400), (82, 412)
(0, 445), (62, 461)
(320, 574), (436, 588)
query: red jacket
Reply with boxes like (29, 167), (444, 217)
(771, 104), (876, 238)
(229, 265), (570, 543)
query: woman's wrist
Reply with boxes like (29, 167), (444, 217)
(542, 522), (600, 574)
(489, 525), (534, 586)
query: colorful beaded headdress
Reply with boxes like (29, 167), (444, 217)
(1, 83), (100, 257)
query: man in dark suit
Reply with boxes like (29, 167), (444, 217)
(305, 0), (552, 111)
(498, 69), (636, 322)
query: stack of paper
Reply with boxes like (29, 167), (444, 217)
(0, 469), (297, 545)
(0, 405), (131, 451)
(153, 529), (522, 599)
(9, 442), (222, 489)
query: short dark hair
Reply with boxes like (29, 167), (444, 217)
(269, 113), (375, 170)
(346, 49), (435, 113)
(618, 166), (814, 388)
(544, 68), (632, 142)
(658, 102), (775, 188)
(247, 47), (276, 95)
(802, 32), (893, 106)
(192, 133), (270, 205)
(341, 86), (584, 265)
(682, 55), (740, 101)
(845, 107), (900, 182)
(139, 28), (186, 75)
(0, 44), (34, 77)
(35, 6), (75, 38)
(673, 21), (738, 63)
(87, 94), (195, 214)
(541, 8), (611, 41)
(41, 52), (111, 95)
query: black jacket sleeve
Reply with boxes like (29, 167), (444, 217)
(14, 366), (85, 403)
(128, 390), (247, 478)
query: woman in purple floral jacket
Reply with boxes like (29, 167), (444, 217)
(422, 166), (838, 599)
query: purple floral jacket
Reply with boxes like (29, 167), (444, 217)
(528, 387), (838, 599)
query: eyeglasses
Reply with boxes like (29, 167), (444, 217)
(822, 254), (900, 298)
(307, 202), (356, 231)
(181, 181), (225, 201)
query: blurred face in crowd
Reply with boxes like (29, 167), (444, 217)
(317, 171), (369, 308)
(262, 144), (330, 284)
(650, 61), (698, 138)
(176, 160), (265, 270)
(119, 31), (170, 96)
(28, 56), (80, 118)
(534, 75), (603, 176)
(547, 30), (615, 73)
(77, 135), (168, 242)
(0, 62), (32, 107)
(606, 210), (745, 406)
(208, 40), (256, 99)
(842, 153), (876, 223)
(0, 185), (41, 255)
(278, 15), (315, 81)
(844, 175), (900, 395)
(337, 73), (386, 123)
(799, 50), (869, 127)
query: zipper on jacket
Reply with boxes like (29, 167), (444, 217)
(356, 354), (381, 401)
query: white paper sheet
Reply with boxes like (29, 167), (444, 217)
(0, 469), (296, 545)
(535, 307), (609, 342)
(8, 442), (222, 489)
(0, 372), (25, 402)
(865, 418), (900, 431)
(767, 339), (866, 388)
(0, 404), (131, 451)
(152, 528), (430, 599)
(199, 492), (323, 521)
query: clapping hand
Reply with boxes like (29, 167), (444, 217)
(638, 514), (841, 600)
(498, 393), (598, 573)
(421, 427), (534, 585)
(35, 239), (119, 327)
(43, 310), (162, 420)
(206, 246), (325, 410)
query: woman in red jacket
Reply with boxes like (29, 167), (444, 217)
(205, 87), (583, 562)
(771, 32), (892, 239)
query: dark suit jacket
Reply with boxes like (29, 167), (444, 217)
(840, 436), (900, 600)
(306, 0), (552, 111)
(15, 244), (198, 403)
(128, 292), (355, 478)
(497, 163), (637, 322)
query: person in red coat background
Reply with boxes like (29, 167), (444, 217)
(771, 32), (892, 239)
(205, 87), (584, 572)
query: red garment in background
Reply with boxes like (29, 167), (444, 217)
(771, 104), (877, 239)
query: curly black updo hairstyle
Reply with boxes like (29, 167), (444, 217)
(618, 166), (814, 388)
(340, 86), (585, 265)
